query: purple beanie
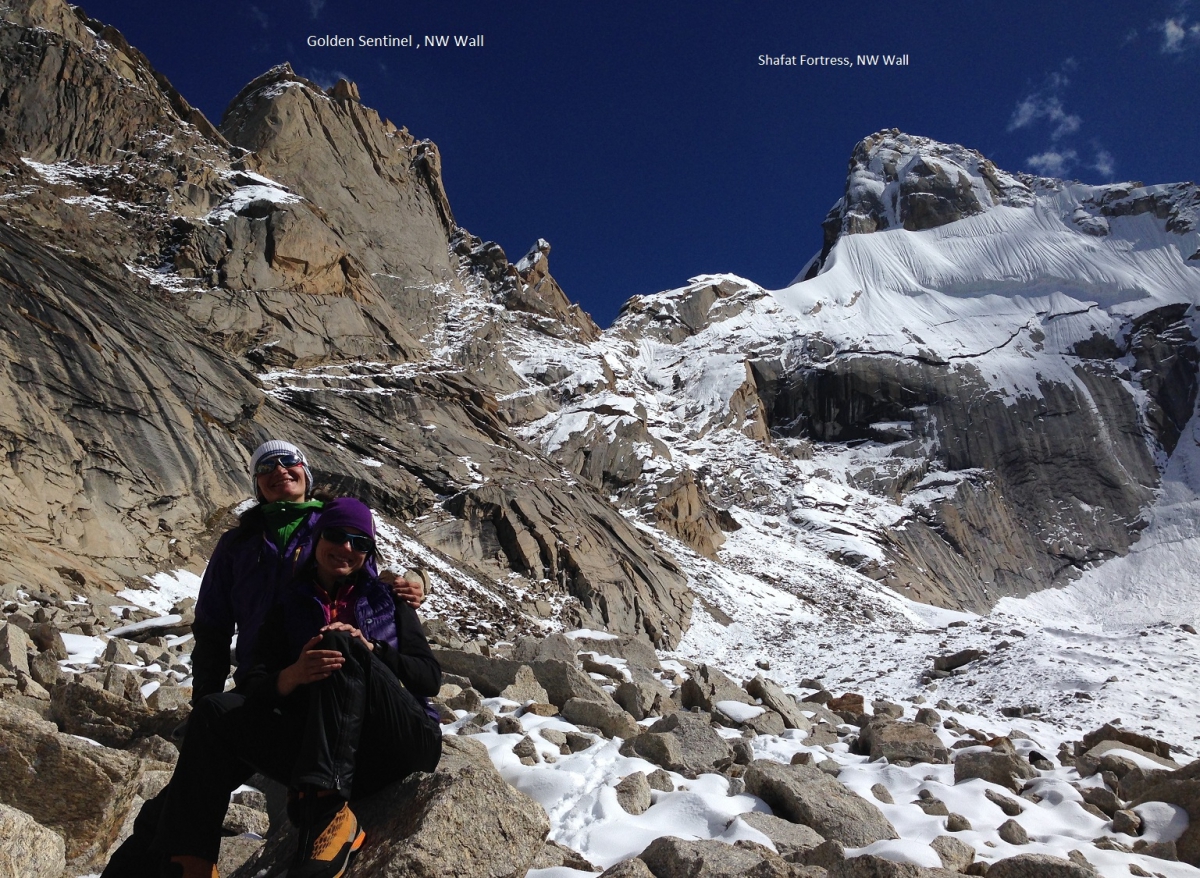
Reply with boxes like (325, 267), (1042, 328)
(315, 497), (376, 540)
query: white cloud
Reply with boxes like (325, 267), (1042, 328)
(1051, 111), (1081, 140)
(1007, 66), (1082, 141)
(1008, 95), (1081, 140)
(1163, 18), (1187, 51)
(1159, 16), (1200, 53)
(1092, 148), (1116, 179)
(1026, 149), (1078, 177)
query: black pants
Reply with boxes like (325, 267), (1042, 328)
(105, 631), (441, 869)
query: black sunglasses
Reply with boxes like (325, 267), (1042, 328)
(320, 528), (375, 554)
(254, 453), (304, 476)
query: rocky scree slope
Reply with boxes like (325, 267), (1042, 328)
(3, 595), (1199, 878)
(0, 0), (689, 645)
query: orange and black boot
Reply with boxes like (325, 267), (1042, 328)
(288, 790), (366, 878)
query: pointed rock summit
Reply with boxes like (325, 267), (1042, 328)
(510, 239), (602, 341)
(220, 63), (457, 291)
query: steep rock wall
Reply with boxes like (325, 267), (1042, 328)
(0, 1), (692, 643)
(219, 65), (457, 294)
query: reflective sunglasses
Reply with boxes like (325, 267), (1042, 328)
(253, 453), (304, 476)
(320, 528), (375, 554)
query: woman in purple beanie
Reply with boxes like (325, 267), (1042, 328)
(151, 498), (442, 878)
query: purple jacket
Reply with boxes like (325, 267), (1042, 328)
(276, 575), (399, 661)
(190, 506), (321, 700)
(244, 568), (442, 706)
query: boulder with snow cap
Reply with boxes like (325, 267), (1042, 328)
(953, 746), (1037, 793)
(636, 835), (813, 878)
(561, 697), (641, 739)
(743, 707), (787, 736)
(581, 653), (627, 681)
(1077, 739), (1179, 777)
(614, 666), (671, 720)
(861, 720), (949, 765)
(1081, 723), (1173, 760)
(746, 675), (815, 731)
(621, 711), (734, 777)
(984, 854), (1096, 878)
(681, 663), (754, 711)
(734, 812), (826, 861)
(1130, 761), (1200, 866)
(712, 701), (786, 736)
(744, 759), (899, 847)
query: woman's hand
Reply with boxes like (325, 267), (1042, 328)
(277, 634), (346, 696)
(382, 570), (425, 609)
(322, 621), (374, 652)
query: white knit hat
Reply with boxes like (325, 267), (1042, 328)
(249, 439), (313, 500)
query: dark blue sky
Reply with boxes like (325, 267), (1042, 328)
(80, 0), (1200, 326)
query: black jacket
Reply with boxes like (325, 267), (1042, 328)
(240, 569), (441, 706)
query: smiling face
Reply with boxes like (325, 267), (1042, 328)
(314, 529), (369, 587)
(255, 459), (308, 503)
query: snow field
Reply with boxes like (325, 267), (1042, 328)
(430, 676), (1199, 878)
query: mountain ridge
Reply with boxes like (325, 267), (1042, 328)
(1, 0), (1198, 647)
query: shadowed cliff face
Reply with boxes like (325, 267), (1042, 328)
(0, 0), (691, 645)
(751, 353), (1165, 609)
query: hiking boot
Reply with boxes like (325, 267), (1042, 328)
(161, 855), (218, 878)
(289, 796), (365, 878)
